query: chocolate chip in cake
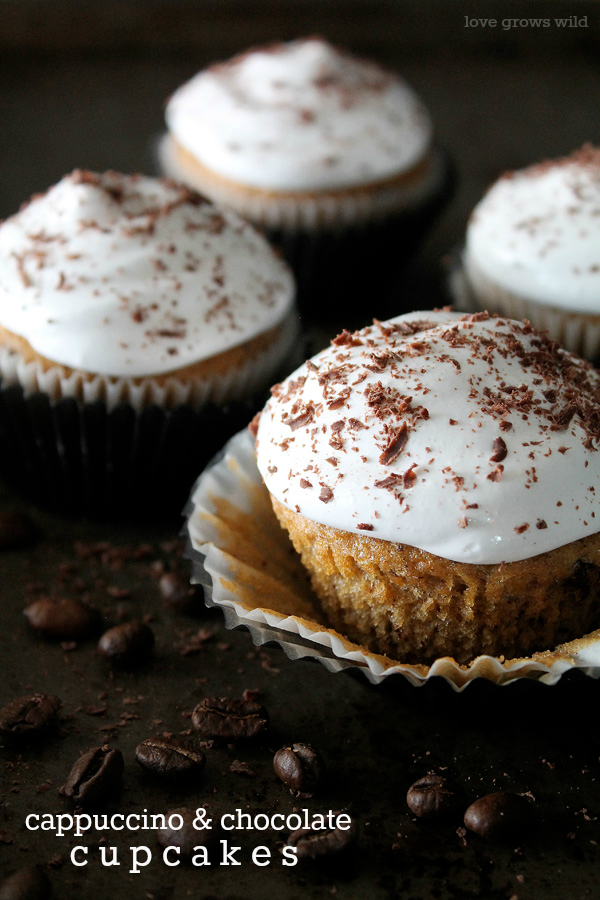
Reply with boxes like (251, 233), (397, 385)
(191, 697), (268, 743)
(273, 743), (326, 798)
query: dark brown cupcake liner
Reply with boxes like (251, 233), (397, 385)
(267, 148), (456, 329)
(0, 381), (262, 520)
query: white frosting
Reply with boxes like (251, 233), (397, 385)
(0, 171), (295, 377)
(465, 146), (600, 313)
(256, 310), (600, 564)
(165, 38), (432, 192)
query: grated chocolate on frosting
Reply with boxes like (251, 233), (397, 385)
(0, 171), (294, 377)
(256, 310), (600, 564)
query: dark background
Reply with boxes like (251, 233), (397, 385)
(1, 2), (600, 898)
(1, 0), (599, 274)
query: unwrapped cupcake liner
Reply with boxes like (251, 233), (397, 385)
(448, 252), (600, 362)
(184, 428), (600, 691)
(0, 316), (302, 518)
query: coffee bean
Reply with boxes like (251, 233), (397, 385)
(191, 697), (268, 743)
(159, 572), (199, 615)
(464, 791), (533, 840)
(273, 743), (326, 798)
(406, 774), (463, 820)
(0, 865), (51, 900)
(156, 807), (215, 859)
(98, 620), (154, 666)
(0, 694), (61, 739)
(287, 813), (358, 861)
(59, 745), (124, 806)
(0, 511), (39, 551)
(135, 736), (206, 781)
(24, 598), (101, 641)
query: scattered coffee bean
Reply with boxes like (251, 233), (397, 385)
(159, 572), (199, 615)
(464, 791), (533, 840)
(0, 510), (39, 551)
(98, 620), (154, 666)
(273, 743), (326, 798)
(135, 735), (206, 781)
(287, 813), (358, 861)
(59, 745), (124, 806)
(191, 697), (268, 743)
(0, 865), (51, 900)
(0, 694), (61, 739)
(24, 598), (101, 642)
(156, 807), (215, 859)
(406, 774), (463, 820)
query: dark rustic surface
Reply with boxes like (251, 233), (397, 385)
(1, 3), (600, 897)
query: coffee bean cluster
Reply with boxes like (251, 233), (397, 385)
(406, 773), (536, 842)
(0, 504), (555, 899)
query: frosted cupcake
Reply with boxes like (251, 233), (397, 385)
(0, 170), (296, 515)
(255, 310), (600, 665)
(462, 145), (600, 359)
(160, 38), (452, 321)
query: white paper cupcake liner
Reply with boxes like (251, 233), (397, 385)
(0, 312), (300, 413)
(184, 428), (600, 691)
(448, 252), (600, 361)
(158, 135), (448, 231)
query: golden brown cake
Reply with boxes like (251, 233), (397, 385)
(255, 310), (600, 665)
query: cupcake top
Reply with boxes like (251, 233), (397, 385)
(465, 145), (600, 313)
(0, 170), (294, 377)
(256, 310), (600, 565)
(165, 37), (432, 192)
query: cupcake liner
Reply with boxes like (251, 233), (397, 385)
(184, 428), (600, 691)
(0, 311), (300, 413)
(259, 150), (454, 323)
(0, 382), (264, 518)
(0, 315), (303, 518)
(448, 252), (600, 361)
(159, 135), (448, 229)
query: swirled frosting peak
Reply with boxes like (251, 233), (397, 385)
(0, 170), (294, 376)
(465, 144), (600, 313)
(256, 310), (600, 564)
(165, 37), (432, 192)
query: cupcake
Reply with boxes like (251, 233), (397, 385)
(255, 310), (600, 665)
(461, 145), (600, 359)
(0, 170), (297, 516)
(159, 37), (452, 322)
